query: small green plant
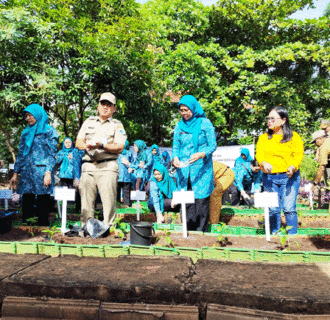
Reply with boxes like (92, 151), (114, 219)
(22, 217), (38, 237)
(297, 210), (306, 227)
(156, 230), (175, 248)
(110, 216), (128, 238)
(276, 226), (300, 251)
(42, 226), (58, 243)
(215, 222), (231, 247)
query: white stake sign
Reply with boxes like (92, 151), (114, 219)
(131, 191), (146, 221)
(172, 190), (195, 238)
(54, 187), (75, 234)
(304, 183), (313, 210)
(254, 192), (279, 241)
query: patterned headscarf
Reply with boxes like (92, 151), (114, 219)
(177, 95), (206, 153)
(21, 104), (52, 157)
(134, 140), (148, 162)
(152, 163), (176, 199)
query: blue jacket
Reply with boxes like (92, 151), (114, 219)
(130, 149), (153, 181)
(14, 126), (59, 195)
(56, 149), (74, 179)
(172, 118), (217, 199)
(72, 148), (85, 181)
(118, 151), (135, 182)
(148, 180), (177, 213)
(234, 163), (262, 192)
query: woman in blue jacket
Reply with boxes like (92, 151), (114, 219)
(148, 163), (179, 224)
(172, 95), (217, 232)
(162, 150), (171, 170)
(56, 137), (75, 187)
(129, 140), (153, 190)
(117, 141), (135, 206)
(9, 104), (59, 226)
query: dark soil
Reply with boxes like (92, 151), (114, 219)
(1, 225), (330, 253)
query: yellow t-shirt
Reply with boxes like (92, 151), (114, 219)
(256, 132), (304, 174)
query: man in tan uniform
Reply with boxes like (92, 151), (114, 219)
(311, 130), (330, 192)
(76, 92), (127, 229)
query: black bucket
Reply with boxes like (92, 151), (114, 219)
(0, 211), (16, 234)
(130, 221), (154, 246)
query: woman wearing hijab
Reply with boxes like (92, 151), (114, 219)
(128, 140), (153, 190)
(162, 150), (171, 169)
(172, 95), (217, 232)
(148, 163), (179, 224)
(9, 104), (59, 226)
(56, 137), (75, 187)
(234, 148), (253, 167)
(117, 141), (135, 206)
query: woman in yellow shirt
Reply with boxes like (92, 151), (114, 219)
(256, 107), (304, 235)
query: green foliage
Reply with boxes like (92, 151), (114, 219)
(215, 222), (231, 246)
(275, 226), (300, 251)
(110, 216), (128, 238)
(156, 229), (175, 248)
(42, 226), (58, 243)
(300, 153), (319, 180)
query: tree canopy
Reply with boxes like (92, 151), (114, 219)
(0, 0), (329, 162)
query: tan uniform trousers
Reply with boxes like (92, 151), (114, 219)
(209, 167), (235, 225)
(79, 162), (118, 226)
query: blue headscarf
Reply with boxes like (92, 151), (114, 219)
(21, 104), (52, 157)
(177, 95), (206, 153)
(134, 140), (147, 162)
(162, 150), (171, 166)
(122, 140), (130, 155)
(60, 137), (74, 173)
(151, 144), (162, 164)
(152, 163), (176, 199)
(235, 148), (253, 167)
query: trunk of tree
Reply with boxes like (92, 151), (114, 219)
(0, 125), (16, 162)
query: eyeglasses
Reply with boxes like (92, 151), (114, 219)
(267, 117), (281, 123)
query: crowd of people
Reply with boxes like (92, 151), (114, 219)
(11, 91), (326, 237)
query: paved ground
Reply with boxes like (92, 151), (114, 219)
(0, 253), (330, 318)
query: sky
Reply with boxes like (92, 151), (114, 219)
(137, 0), (329, 20)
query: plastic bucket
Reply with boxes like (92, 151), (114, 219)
(0, 211), (16, 234)
(130, 221), (154, 246)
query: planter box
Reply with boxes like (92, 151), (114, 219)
(0, 241), (16, 254)
(129, 245), (154, 256)
(38, 243), (60, 256)
(154, 247), (179, 256)
(81, 245), (105, 257)
(254, 249), (282, 263)
(104, 245), (129, 258)
(281, 251), (306, 263)
(60, 244), (81, 256)
(202, 247), (228, 260)
(177, 247), (202, 263)
(16, 242), (38, 254)
(227, 248), (252, 261)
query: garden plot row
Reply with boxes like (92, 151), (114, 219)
(1, 241), (330, 264)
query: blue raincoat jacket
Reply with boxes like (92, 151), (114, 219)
(56, 137), (74, 179)
(172, 95), (217, 199)
(130, 140), (153, 185)
(234, 163), (263, 192)
(118, 142), (135, 183)
(72, 148), (85, 181)
(14, 104), (59, 195)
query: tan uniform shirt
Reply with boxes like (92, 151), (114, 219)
(77, 116), (127, 172)
(318, 137), (330, 165)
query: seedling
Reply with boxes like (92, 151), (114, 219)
(42, 226), (58, 243)
(22, 217), (38, 237)
(216, 222), (231, 247)
(275, 226), (300, 251)
(110, 216), (128, 239)
(156, 230), (175, 248)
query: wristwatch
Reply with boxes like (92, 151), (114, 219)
(313, 181), (319, 186)
(99, 143), (104, 150)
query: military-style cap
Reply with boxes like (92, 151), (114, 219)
(311, 130), (327, 143)
(320, 119), (330, 129)
(99, 92), (116, 105)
